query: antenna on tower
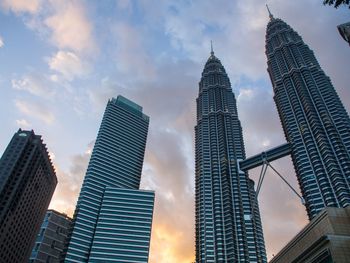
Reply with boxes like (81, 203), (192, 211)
(266, 4), (274, 20)
(210, 40), (214, 56)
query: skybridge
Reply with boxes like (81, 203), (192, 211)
(239, 142), (305, 204)
(239, 142), (291, 172)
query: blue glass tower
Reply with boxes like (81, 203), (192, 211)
(265, 11), (350, 220)
(195, 50), (267, 262)
(64, 96), (154, 262)
(88, 188), (154, 262)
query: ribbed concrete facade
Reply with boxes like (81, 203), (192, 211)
(266, 15), (350, 220)
(64, 96), (154, 262)
(195, 51), (267, 262)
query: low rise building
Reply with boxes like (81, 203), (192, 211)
(30, 210), (72, 263)
(270, 207), (350, 263)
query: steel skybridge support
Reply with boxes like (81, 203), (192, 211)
(239, 142), (305, 204)
(239, 142), (291, 172)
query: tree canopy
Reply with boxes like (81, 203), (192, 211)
(323, 0), (350, 8)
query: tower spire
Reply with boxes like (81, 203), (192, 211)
(266, 4), (274, 20)
(210, 40), (214, 56)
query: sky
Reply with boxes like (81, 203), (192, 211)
(0, 0), (349, 262)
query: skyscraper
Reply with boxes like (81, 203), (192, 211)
(30, 209), (72, 262)
(265, 11), (350, 220)
(195, 49), (267, 262)
(0, 129), (57, 263)
(64, 95), (154, 263)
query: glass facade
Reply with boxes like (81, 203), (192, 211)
(195, 51), (267, 262)
(64, 95), (154, 262)
(266, 15), (350, 220)
(89, 188), (154, 262)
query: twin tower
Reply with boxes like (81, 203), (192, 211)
(61, 11), (350, 263)
(195, 11), (350, 263)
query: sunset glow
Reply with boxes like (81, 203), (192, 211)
(0, 0), (349, 262)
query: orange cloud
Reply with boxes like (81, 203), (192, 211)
(48, 142), (93, 217)
(49, 166), (79, 217)
(149, 223), (195, 263)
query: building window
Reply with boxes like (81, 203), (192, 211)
(35, 243), (40, 251)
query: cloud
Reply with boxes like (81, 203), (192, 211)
(149, 224), (195, 263)
(88, 77), (124, 112)
(12, 73), (56, 97)
(0, 0), (41, 14)
(89, 57), (198, 128)
(1, 0), (96, 55)
(44, 0), (95, 54)
(49, 141), (93, 216)
(238, 85), (283, 152)
(143, 129), (195, 263)
(8, 1), (345, 262)
(237, 88), (255, 102)
(48, 50), (88, 81)
(112, 22), (155, 80)
(0, 36), (3, 48)
(15, 119), (31, 128)
(116, 0), (132, 12)
(15, 99), (55, 124)
(138, 0), (268, 79)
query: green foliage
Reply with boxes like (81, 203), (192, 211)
(323, 0), (350, 8)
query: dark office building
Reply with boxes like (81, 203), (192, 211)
(64, 96), (154, 263)
(195, 49), (267, 262)
(0, 129), (57, 263)
(265, 11), (350, 220)
(30, 210), (72, 262)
